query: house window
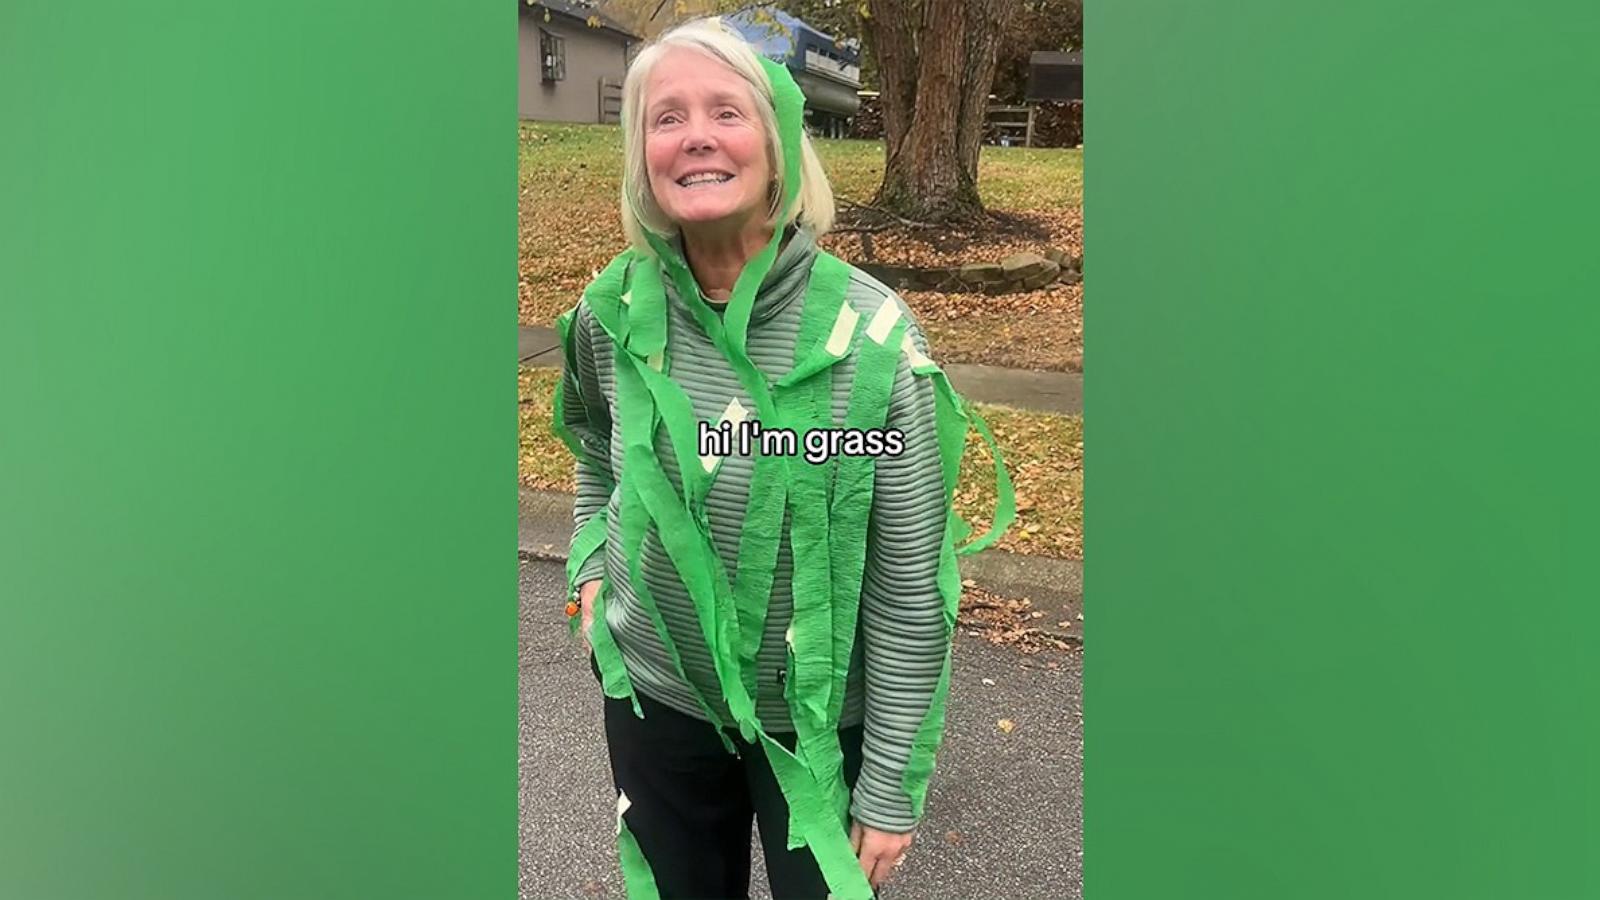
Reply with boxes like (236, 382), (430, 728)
(540, 29), (566, 82)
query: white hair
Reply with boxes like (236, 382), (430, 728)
(618, 16), (836, 255)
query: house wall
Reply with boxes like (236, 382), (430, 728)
(518, 7), (632, 123)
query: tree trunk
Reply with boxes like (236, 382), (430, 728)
(871, 0), (980, 223)
(862, 0), (918, 167)
(956, 0), (1019, 181)
(864, 0), (1019, 226)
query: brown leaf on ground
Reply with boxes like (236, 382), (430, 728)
(900, 273), (1082, 373)
(518, 123), (632, 326)
(923, 307), (1081, 373)
(817, 207), (1082, 272)
(959, 584), (1080, 653)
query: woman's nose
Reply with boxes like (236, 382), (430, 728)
(682, 115), (716, 152)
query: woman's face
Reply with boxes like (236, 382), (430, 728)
(643, 48), (772, 236)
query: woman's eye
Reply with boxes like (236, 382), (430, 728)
(717, 110), (739, 120)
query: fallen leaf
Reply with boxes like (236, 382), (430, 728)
(981, 678), (995, 686)
(945, 830), (964, 845)
(997, 718), (1016, 734)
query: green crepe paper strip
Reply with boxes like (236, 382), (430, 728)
(556, 272), (634, 704)
(715, 56), (804, 365)
(617, 816), (662, 900)
(828, 314), (909, 726)
(613, 344), (740, 751)
(567, 511), (610, 638)
(892, 368), (971, 813)
(552, 300), (616, 625)
(588, 577), (643, 720)
(896, 362), (1022, 815)
(953, 403), (1016, 556)
(903, 647), (955, 820)
(613, 261), (757, 682)
(602, 306), (758, 730)
(786, 313), (914, 844)
(727, 251), (852, 703)
(591, 270), (742, 744)
(775, 368), (842, 845)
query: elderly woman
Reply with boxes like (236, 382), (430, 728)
(555, 17), (1010, 900)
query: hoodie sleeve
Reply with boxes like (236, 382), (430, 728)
(562, 303), (615, 587)
(848, 322), (950, 833)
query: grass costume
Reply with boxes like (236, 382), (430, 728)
(553, 53), (1015, 900)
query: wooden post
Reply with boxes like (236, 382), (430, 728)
(1025, 104), (1035, 148)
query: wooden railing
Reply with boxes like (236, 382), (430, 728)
(987, 105), (1036, 148)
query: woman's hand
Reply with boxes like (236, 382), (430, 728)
(578, 579), (602, 652)
(850, 820), (915, 889)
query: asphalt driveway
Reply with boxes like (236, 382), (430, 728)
(518, 559), (1082, 899)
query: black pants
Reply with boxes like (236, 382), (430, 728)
(594, 657), (866, 900)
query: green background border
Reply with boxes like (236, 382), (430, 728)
(2, 3), (514, 897)
(5, 1), (1598, 897)
(1088, 2), (1599, 897)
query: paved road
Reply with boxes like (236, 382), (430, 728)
(519, 559), (1083, 900)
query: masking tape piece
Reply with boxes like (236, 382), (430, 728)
(616, 790), (632, 836)
(824, 304), (859, 357)
(865, 301), (903, 346)
(699, 397), (750, 473)
(901, 333), (934, 370)
(621, 288), (632, 306)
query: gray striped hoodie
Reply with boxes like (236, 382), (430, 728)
(562, 227), (948, 833)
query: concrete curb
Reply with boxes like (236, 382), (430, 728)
(519, 487), (1083, 637)
(519, 325), (1083, 417)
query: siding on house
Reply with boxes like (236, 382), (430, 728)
(518, 6), (633, 123)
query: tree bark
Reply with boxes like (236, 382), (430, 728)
(872, 0), (983, 223)
(956, 0), (1020, 180)
(864, 0), (1017, 225)
(861, 0), (918, 172)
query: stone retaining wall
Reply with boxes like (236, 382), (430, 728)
(856, 249), (1082, 295)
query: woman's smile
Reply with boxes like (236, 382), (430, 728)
(674, 171), (736, 189)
